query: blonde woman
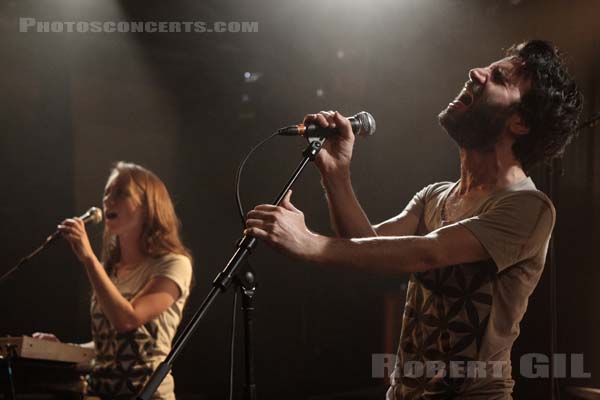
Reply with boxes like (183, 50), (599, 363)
(37, 162), (193, 400)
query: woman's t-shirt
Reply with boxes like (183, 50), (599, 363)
(90, 253), (193, 400)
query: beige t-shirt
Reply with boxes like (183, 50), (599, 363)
(89, 253), (193, 400)
(387, 178), (555, 400)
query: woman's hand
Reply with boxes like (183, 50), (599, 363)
(58, 218), (96, 264)
(32, 332), (60, 342)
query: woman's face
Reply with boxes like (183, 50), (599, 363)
(102, 171), (144, 236)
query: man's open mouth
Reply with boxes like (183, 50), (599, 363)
(447, 84), (475, 112)
(457, 91), (473, 106)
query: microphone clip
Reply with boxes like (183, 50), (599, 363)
(302, 136), (326, 160)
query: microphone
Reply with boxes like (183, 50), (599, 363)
(0, 207), (104, 285)
(78, 207), (103, 225)
(50, 207), (103, 240)
(277, 111), (376, 138)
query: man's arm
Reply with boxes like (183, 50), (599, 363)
(322, 173), (420, 238)
(309, 222), (488, 273)
(308, 111), (419, 238)
(321, 173), (376, 238)
(245, 191), (489, 274)
(306, 111), (375, 238)
(373, 210), (420, 237)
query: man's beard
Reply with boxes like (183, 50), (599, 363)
(438, 99), (514, 151)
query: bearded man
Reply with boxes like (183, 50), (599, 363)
(245, 40), (582, 399)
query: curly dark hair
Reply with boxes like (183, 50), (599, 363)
(507, 40), (583, 170)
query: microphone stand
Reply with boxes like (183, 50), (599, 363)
(234, 267), (257, 400)
(0, 207), (100, 285)
(0, 231), (61, 285)
(137, 136), (327, 400)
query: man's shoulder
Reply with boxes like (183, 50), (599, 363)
(491, 178), (555, 214)
(421, 181), (454, 199)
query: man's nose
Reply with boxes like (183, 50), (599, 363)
(468, 67), (488, 84)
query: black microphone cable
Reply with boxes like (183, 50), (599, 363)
(226, 111), (374, 398)
(235, 131), (280, 225)
(228, 130), (279, 400)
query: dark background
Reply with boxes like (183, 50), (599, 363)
(0, 0), (599, 398)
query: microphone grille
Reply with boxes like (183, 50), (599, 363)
(355, 111), (376, 136)
(88, 207), (103, 224)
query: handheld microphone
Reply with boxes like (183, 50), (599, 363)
(49, 207), (103, 240)
(78, 207), (103, 225)
(0, 207), (104, 285)
(277, 111), (376, 138)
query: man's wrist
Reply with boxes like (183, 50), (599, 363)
(305, 233), (332, 265)
(320, 170), (352, 191)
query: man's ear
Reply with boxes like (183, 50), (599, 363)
(507, 113), (529, 136)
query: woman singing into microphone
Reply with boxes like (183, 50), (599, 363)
(40, 162), (193, 400)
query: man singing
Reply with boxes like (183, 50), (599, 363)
(244, 40), (582, 399)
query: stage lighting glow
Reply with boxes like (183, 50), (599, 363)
(243, 72), (262, 83)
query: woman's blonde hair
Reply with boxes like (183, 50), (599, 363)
(101, 161), (192, 271)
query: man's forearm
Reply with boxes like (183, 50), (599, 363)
(308, 234), (434, 274)
(322, 173), (376, 238)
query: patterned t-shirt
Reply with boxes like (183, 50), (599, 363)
(89, 253), (193, 400)
(387, 178), (555, 400)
